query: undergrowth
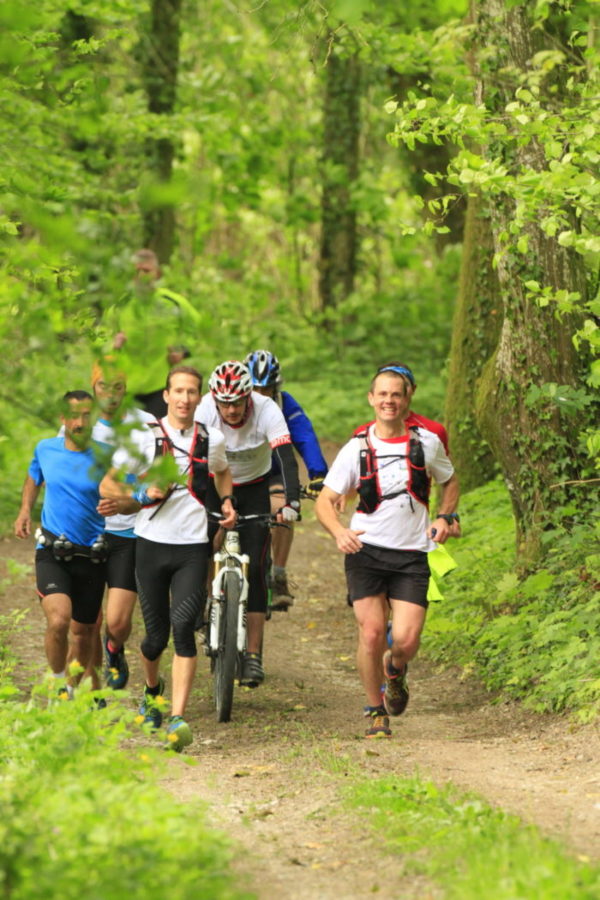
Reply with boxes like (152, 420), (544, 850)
(0, 679), (251, 900)
(425, 479), (600, 721)
(347, 775), (600, 899)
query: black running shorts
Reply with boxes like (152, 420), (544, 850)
(344, 544), (430, 609)
(105, 531), (137, 592)
(35, 547), (106, 624)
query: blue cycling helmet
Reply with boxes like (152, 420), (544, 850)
(244, 349), (282, 389)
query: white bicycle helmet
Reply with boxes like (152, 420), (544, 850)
(209, 360), (253, 402)
(244, 349), (282, 388)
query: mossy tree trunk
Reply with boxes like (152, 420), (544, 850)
(141, 0), (182, 264)
(445, 194), (501, 491)
(471, 0), (590, 564)
(318, 35), (360, 319)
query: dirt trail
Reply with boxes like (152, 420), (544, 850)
(1, 516), (599, 899)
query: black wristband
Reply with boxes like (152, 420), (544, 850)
(437, 512), (459, 525)
(220, 494), (238, 510)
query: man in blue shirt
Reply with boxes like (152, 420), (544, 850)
(14, 391), (123, 693)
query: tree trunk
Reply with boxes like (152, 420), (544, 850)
(141, 0), (182, 264)
(445, 194), (500, 491)
(471, 0), (590, 564)
(318, 35), (360, 317)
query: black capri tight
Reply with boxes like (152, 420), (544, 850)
(135, 537), (209, 659)
(207, 477), (271, 614)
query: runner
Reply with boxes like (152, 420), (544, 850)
(244, 349), (328, 609)
(14, 391), (125, 694)
(315, 366), (459, 738)
(352, 362), (460, 537)
(197, 360), (301, 686)
(100, 366), (236, 751)
(90, 357), (155, 691)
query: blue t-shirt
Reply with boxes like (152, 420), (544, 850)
(28, 437), (108, 546)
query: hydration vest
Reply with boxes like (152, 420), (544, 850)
(356, 425), (430, 514)
(144, 420), (210, 507)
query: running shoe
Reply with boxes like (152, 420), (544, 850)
(271, 574), (294, 611)
(364, 705), (392, 739)
(139, 676), (166, 729)
(383, 650), (409, 717)
(363, 685), (385, 716)
(104, 637), (129, 690)
(165, 716), (193, 752)
(240, 651), (264, 688)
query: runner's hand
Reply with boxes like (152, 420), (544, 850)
(335, 528), (364, 554)
(97, 498), (120, 517)
(428, 518), (450, 543)
(14, 511), (31, 539)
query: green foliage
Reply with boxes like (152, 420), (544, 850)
(347, 775), (600, 898)
(384, 4), (600, 475)
(0, 0), (466, 527)
(0, 684), (249, 899)
(425, 479), (600, 720)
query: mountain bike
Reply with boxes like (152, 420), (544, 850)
(205, 512), (274, 723)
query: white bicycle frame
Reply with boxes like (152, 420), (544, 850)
(208, 530), (250, 654)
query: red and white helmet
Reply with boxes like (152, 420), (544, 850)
(209, 360), (253, 402)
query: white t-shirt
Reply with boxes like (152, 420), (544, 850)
(195, 392), (291, 484)
(112, 418), (229, 545)
(324, 424), (455, 552)
(92, 408), (155, 534)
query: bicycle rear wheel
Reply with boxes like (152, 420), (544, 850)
(214, 569), (241, 723)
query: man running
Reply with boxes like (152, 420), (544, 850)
(14, 391), (121, 694)
(316, 366), (459, 738)
(352, 361), (460, 537)
(244, 349), (328, 609)
(197, 360), (301, 687)
(101, 365), (235, 751)
(90, 357), (155, 690)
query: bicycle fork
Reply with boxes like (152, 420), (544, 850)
(208, 534), (250, 654)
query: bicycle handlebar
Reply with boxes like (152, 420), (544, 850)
(207, 511), (290, 529)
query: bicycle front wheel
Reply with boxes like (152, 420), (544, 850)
(214, 569), (241, 723)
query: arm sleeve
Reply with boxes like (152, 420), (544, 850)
(207, 429), (228, 475)
(272, 441), (300, 505)
(282, 392), (328, 479)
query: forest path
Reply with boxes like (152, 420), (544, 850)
(2, 514), (599, 898)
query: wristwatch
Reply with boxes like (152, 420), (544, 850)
(289, 500), (301, 513)
(437, 512), (460, 525)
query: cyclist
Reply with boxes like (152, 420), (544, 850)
(100, 366), (236, 751)
(244, 349), (328, 609)
(14, 391), (124, 694)
(197, 360), (301, 687)
(315, 365), (459, 739)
